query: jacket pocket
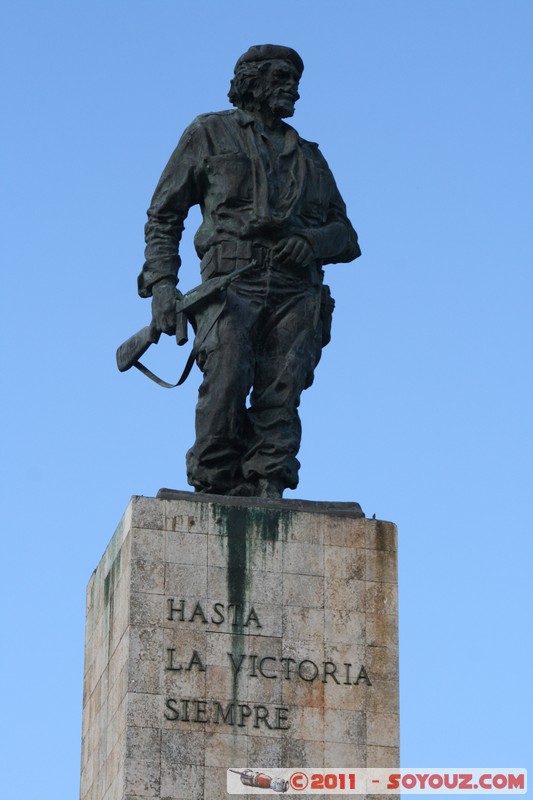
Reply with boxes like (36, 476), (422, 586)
(204, 153), (253, 203)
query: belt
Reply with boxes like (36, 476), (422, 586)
(201, 241), (322, 284)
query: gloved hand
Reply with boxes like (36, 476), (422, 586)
(151, 278), (177, 334)
(272, 235), (314, 268)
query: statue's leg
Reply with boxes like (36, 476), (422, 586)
(242, 281), (322, 493)
(186, 288), (260, 494)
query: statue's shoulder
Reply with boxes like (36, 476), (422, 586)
(301, 140), (331, 172)
(188, 109), (238, 130)
(300, 139), (325, 163)
(176, 110), (238, 149)
(284, 122), (324, 160)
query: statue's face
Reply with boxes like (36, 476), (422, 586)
(263, 59), (300, 118)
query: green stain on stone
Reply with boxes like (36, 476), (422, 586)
(215, 505), (294, 609)
(213, 503), (293, 730)
(223, 506), (249, 613)
(103, 549), (121, 658)
(217, 506), (249, 715)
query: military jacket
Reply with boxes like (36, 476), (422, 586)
(138, 109), (360, 296)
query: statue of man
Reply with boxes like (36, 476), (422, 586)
(137, 44), (361, 498)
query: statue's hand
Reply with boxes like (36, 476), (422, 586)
(151, 279), (177, 334)
(273, 235), (314, 268)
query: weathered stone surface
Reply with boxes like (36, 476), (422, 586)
(80, 494), (399, 799)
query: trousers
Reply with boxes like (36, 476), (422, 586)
(185, 262), (323, 493)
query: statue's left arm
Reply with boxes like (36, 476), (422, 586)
(303, 195), (360, 266)
(297, 148), (361, 266)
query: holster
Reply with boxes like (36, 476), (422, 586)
(320, 284), (335, 347)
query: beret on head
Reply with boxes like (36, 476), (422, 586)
(234, 44), (304, 77)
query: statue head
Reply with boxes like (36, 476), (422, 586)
(228, 44), (304, 118)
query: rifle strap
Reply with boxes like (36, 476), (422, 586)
(132, 295), (227, 389)
(133, 348), (196, 388)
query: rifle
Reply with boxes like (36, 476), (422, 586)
(116, 260), (257, 385)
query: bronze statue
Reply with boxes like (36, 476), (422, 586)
(130, 44), (361, 498)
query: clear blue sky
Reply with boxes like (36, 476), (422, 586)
(1, 1), (531, 796)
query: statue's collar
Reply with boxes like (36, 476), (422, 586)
(234, 109), (257, 128)
(234, 109), (301, 142)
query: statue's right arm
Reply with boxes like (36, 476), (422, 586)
(137, 122), (204, 300)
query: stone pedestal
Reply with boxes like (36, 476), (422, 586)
(80, 493), (398, 800)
